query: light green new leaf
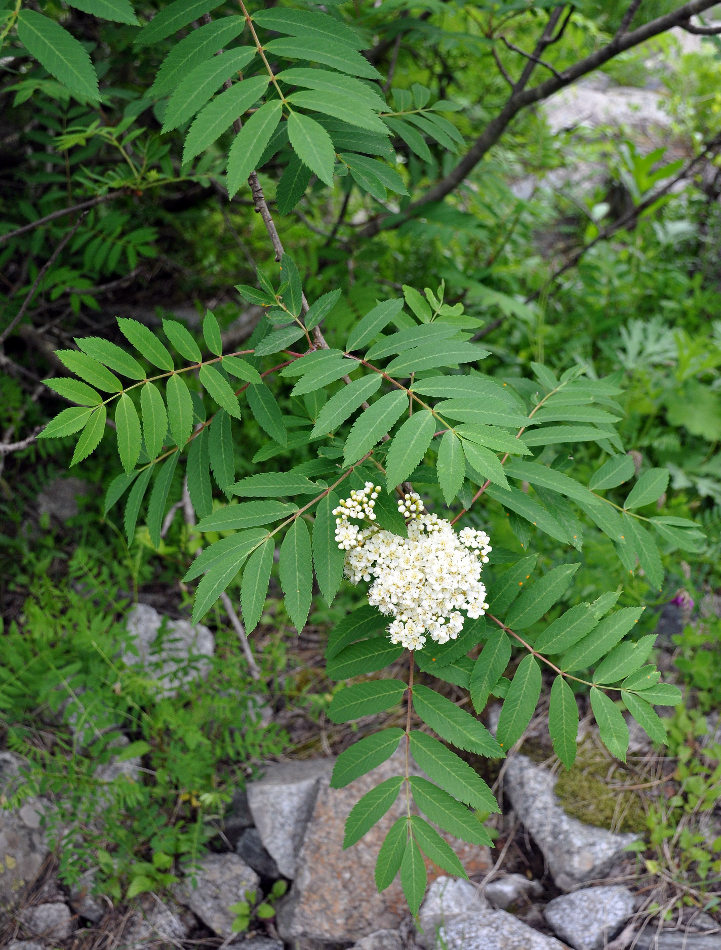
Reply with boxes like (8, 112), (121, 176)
(346, 298), (404, 352)
(162, 319), (202, 363)
(343, 776), (404, 849)
(140, 382), (167, 459)
(17, 10), (99, 101)
(386, 410), (435, 491)
(287, 110), (335, 186)
(115, 393), (141, 473)
(589, 454), (635, 491)
(67, 0), (138, 25)
(489, 556), (538, 616)
(401, 836), (427, 915)
(187, 427), (213, 520)
(240, 537), (274, 633)
(624, 468), (669, 510)
(462, 439), (509, 491)
(147, 451), (179, 547)
(56, 350), (122, 392)
(182, 76), (270, 163)
(124, 466), (153, 542)
(288, 90), (388, 134)
(470, 630), (511, 715)
(548, 676), (578, 769)
(227, 100), (283, 197)
(71, 405), (107, 465)
(561, 607), (644, 672)
(497, 655), (541, 750)
(326, 638), (403, 680)
(409, 777), (493, 846)
(44, 379), (101, 408)
(246, 384), (287, 444)
(313, 491), (345, 605)
(264, 36), (382, 80)
(410, 731), (499, 812)
(199, 365), (241, 419)
(166, 374), (194, 447)
(148, 17), (245, 97)
(208, 410), (235, 494)
(279, 518), (313, 632)
(203, 311), (223, 355)
(328, 680), (407, 723)
(594, 634), (656, 685)
(197, 500), (296, 532)
(622, 692), (667, 744)
(325, 606), (387, 659)
(136, 0), (224, 45)
(343, 390), (409, 466)
(409, 816), (467, 879)
(76, 337), (145, 380)
(375, 817), (407, 891)
(590, 687), (629, 762)
(310, 375), (382, 438)
(505, 563), (579, 631)
(162, 47), (257, 132)
(437, 430), (465, 504)
(331, 728), (404, 788)
(117, 318), (174, 371)
(534, 603), (598, 654)
(412, 684), (503, 758)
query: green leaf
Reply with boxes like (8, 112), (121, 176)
(124, 467), (152, 542)
(386, 411), (435, 491)
(589, 454), (635, 491)
(331, 729), (404, 788)
(561, 607), (645, 672)
(401, 836), (427, 915)
(276, 154), (312, 214)
(246, 383), (288, 446)
(548, 676), (578, 769)
(590, 687), (629, 762)
(222, 356), (262, 384)
(522, 425), (622, 449)
(71, 405), (107, 465)
(505, 564), (579, 630)
(310, 375), (382, 438)
(594, 634), (656, 685)
(280, 253), (303, 317)
(197, 501), (296, 532)
(386, 342), (489, 376)
(623, 516), (663, 589)
(117, 319), (174, 371)
(326, 606), (386, 659)
(411, 375), (519, 407)
(341, 152), (405, 198)
(462, 439), (509, 491)
(208, 410), (235, 494)
(622, 692), (667, 744)
(136, 0), (224, 45)
(375, 817), (407, 891)
(203, 311), (223, 355)
(470, 630), (511, 715)
(305, 288), (342, 331)
(279, 518), (313, 632)
(166, 374), (194, 447)
(241, 537), (274, 633)
(313, 492), (345, 605)
(534, 603), (598, 654)
(291, 356), (356, 397)
(56, 350), (122, 392)
(630, 682), (682, 706)
(233, 472), (318, 497)
(287, 111), (335, 187)
(289, 90), (387, 134)
(76, 337), (145, 380)
(253, 8), (362, 47)
(489, 556), (538, 616)
(148, 16), (245, 97)
(184, 529), (268, 581)
(278, 68), (386, 109)
(346, 298), (404, 352)
(496, 655), (541, 750)
(187, 427), (213, 520)
(115, 393), (141, 474)
(328, 680), (407, 723)
(67, 0), (138, 24)
(282, 348), (344, 378)
(409, 816), (467, 878)
(436, 402), (527, 429)
(409, 731), (499, 812)
(367, 325), (458, 361)
(456, 425), (531, 457)
(621, 667), (660, 691)
(504, 460), (594, 506)
(104, 471), (138, 515)
(344, 776), (404, 849)
(412, 684), (502, 757)
(227, 100), (283, 197)
(17, 10), (99, 101)
(485, 485), (571, 545)
(531, 406), (620, 425)
(191, 558), (240, 623)
(147, 451), (179, 547)
(44, 377), (101, 407)
(254, 325), (305, 357)
(326, 638), (403, 680)
(162, 47), (257, 132)
(140, 382), (167, 459)
(624, 468), (669, 510)
(264, 36), (382, 80)
(343, 390), (408, 466)
(162, 319), (202, 363)
(409, 777), (492, 846)
(199, 365), (241, 419)
(437, 430), (465, 504)
(183, 76), (270, 163)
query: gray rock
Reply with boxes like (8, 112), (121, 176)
(173, 852), (259, 938)
(634, 931), (721, 950)
(544, 886), (635, 950)
(0, 753), (50, 911)
(7, 942), (47, 950)
(247, 758), (333, 878)
(419, 877), (565, 950)
(69, 870), (106, 923)
(544, 80), (671, 136)
(36, 476), (89, 522)
(351, 931), (404, 950)
(483, 873), (543, 910)
(503, 754), (638, 890)
(19, 901), (73, 940)
(124, 603), (214, 695)
(236, 826), (280, 879)
(222, 787), (254, 848)
(225, 940), (284, 950)
(120, 893), (192, 949)
(95, 732), (143, 786)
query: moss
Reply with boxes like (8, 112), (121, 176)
(554, 744), (646, 834)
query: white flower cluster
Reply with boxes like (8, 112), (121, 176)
(334, 485), (491, 651)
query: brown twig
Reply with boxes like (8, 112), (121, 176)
(0, 193), (116, 246)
